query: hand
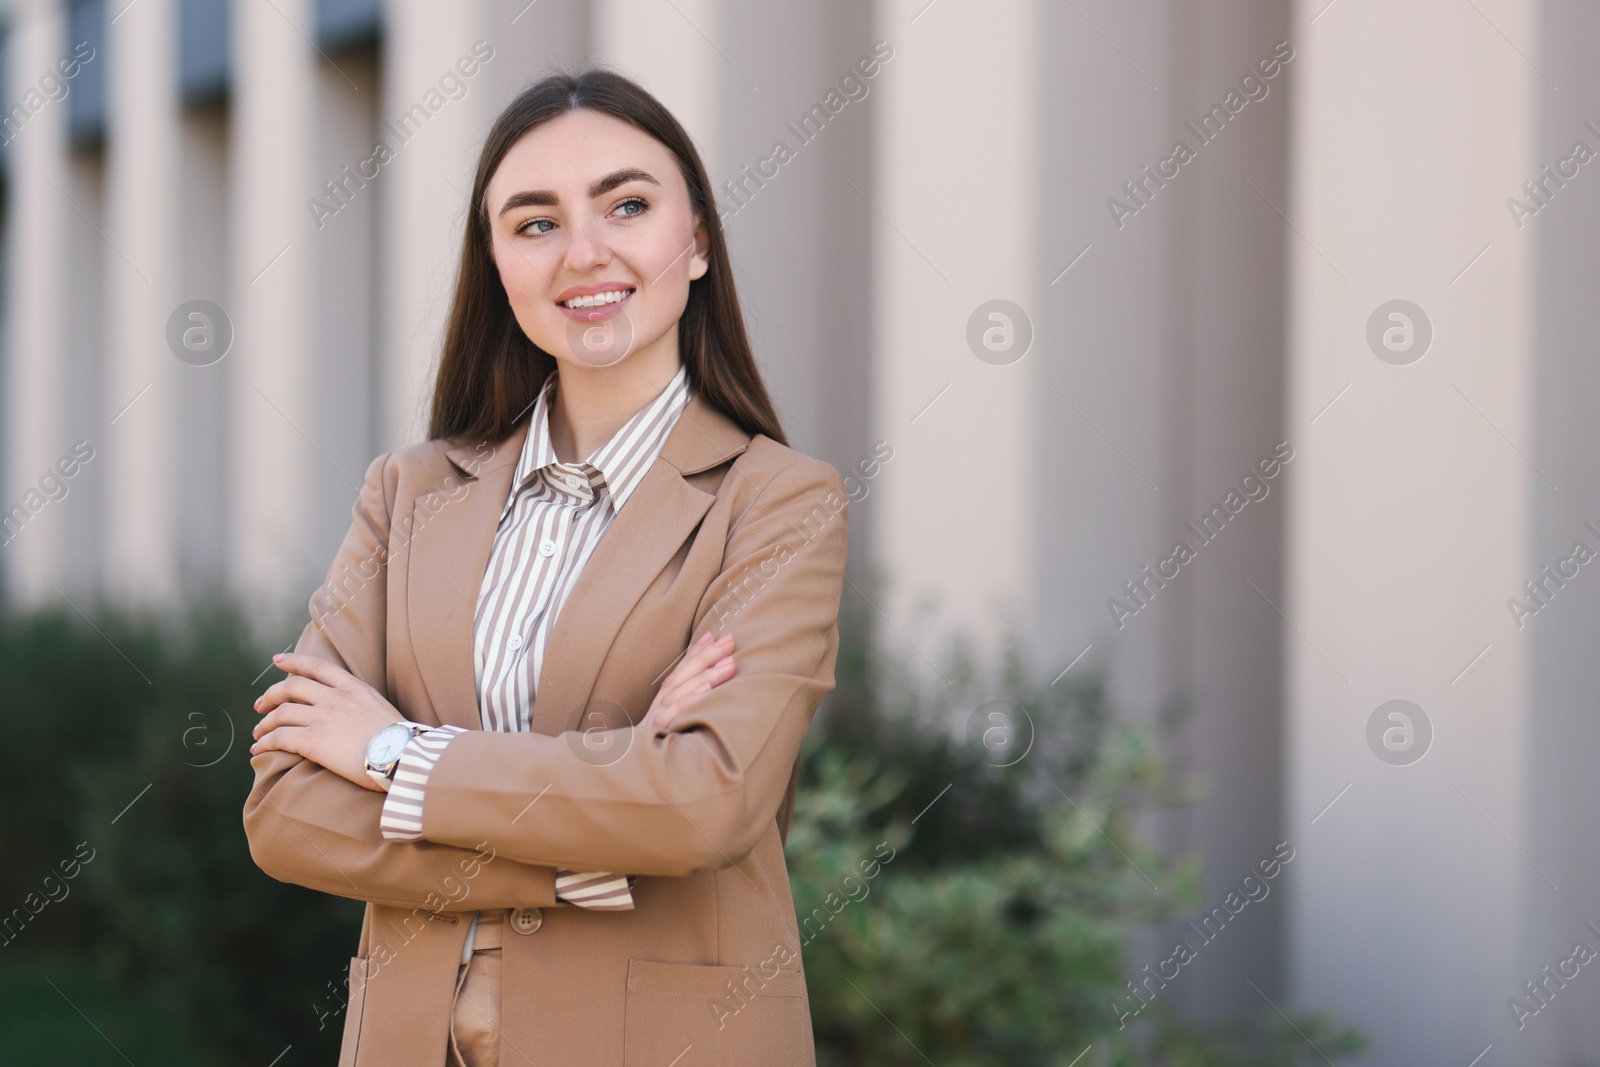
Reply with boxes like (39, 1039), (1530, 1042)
(645, 631), (736, 732)
(250, 652), (406, 791)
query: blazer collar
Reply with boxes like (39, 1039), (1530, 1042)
(409, 390), (751, 734)
(439, 380), (746, 480)
(499, 364), (693, 522)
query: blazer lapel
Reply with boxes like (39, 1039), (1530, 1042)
(404, 390), (751, 737)
(528, 393), (750, 737)
(406, 419), (528, 731)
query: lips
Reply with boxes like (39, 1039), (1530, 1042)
(557, 286), (635, 322)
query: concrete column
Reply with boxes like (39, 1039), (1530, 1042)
(1516, 4), (1600, 1061)
(1284, 1), (1536, 1060)
(1028, 0), (1295, 1021)
(869, 0), (1038, 664)
(172, 102), (230, 594)
(712, 1), (875, 484)
(227, 0), (318, 610)
(591, 0), (721, 181)
(103, 0), (178, 604)
(59, 21), (106, 599)
(3, 0), (73, 604)
(307, 42), (380, 576)
(479, 0), (588, 109)
(372, 0), (489, 451)
(1156, 0), (1295, 1019)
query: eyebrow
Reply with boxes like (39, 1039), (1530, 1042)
(495, 167), (661, 218)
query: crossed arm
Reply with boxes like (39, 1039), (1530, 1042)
(242, 451), (566, 911)
(408, 457), (850, 876)
(245, 628), (735, 909)
(242, 450), (848, 904)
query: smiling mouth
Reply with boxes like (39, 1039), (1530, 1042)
(559, 287), (635, 310)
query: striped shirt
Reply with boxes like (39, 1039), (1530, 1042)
(378, 363), (693, 923)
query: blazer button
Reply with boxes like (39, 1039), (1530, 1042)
(510, 907), (543, 935)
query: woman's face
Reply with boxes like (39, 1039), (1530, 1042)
(483, 109), (709, 370)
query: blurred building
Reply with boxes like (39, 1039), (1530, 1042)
(1, 0), (1597, 1063)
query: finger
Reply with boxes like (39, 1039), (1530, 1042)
(250, 724), (308, 758)
(652, 658), (736, 729)
(656, 662), (711, 709)
(648, 644), (696, 712)
(256, 675), (333, 715)
(680, 631), (734, 675)
(680, 653), (736, 692)
(661, 633), (734, 698)
(659, 655), (735, 716)
(656, 662), (736, 723)
(685, 658), (736, 702)
(649, 635), (734, 726)
(662, 636), (717, 688)
(272, 652), (353, 688)
(252, 702), (318, 741)
(256, 675), (328, 714)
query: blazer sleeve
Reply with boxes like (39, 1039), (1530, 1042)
(241, 451), (562, 910)
(416, 454), (850, 877)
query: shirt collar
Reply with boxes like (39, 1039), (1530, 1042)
(502, 363), (692, 521)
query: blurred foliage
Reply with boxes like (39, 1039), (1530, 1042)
(0, 589), (1364, 1065)
(0, 594), (359, 1063)
(788, 590), (1367, 1067)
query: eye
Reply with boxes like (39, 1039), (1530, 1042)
(516, 217), (555, 237)
(613, 196), (649, 219)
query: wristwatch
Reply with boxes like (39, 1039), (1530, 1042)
(365, 722), (423, 791)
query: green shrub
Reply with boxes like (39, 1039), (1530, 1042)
(788, 592), (1367, 1066)
(0, 591), (1365, 1065)
(0, 595), (359, 1062)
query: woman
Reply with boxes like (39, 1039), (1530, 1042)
(243, 69), (849, 1067)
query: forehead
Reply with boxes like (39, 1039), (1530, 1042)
(486, 109), (682, 202)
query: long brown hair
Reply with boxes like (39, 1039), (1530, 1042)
(427, 68), (787, 448)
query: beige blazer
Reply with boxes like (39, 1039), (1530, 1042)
(243, 392), (850, 1066)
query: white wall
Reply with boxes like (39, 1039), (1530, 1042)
(1285, 1), (1537, 1061)
(870, 0), (1039, 666)
(3, 0), (75, 602)
(104, 0), (178, 605)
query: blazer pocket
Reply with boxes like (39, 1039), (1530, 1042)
(624, 957), (813, 1067)
(337, 956), (370, 1067)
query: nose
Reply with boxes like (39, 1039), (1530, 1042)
(562, 215), (611, 273)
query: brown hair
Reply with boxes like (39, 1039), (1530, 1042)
(427, 68), (787, 448)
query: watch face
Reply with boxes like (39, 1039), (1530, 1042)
(367, 723), (412, 766)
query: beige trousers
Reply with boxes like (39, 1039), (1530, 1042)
(446, 910), (504, 1067)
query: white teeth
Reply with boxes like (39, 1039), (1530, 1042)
(562, 288), (633, 309)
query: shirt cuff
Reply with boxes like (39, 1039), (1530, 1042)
(377, 723), (636, 910)
(554, 870), (636, 910)
(378, 723), (467, 842)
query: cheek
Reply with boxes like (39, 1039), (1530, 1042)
(628, 225), (697, 311)
(636, 225), (693, 279)
(494, 238), (547, 297)
(493, 243), (556, 328)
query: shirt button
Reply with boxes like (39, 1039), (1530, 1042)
(506, 633), (524, 651)
(510, 907), (543, 935)
(539, 539), (557, 557)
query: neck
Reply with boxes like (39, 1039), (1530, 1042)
(547, 341), (682, 463)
